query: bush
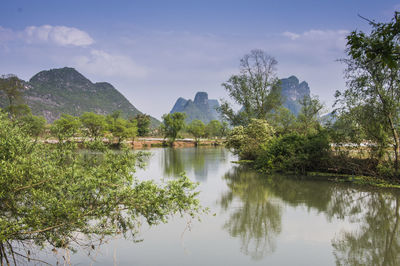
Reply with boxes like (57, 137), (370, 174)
(255, 130), (330, 173)
(225, 119), (275, 160)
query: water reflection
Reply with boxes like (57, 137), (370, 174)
(220, 166), (282, 259)
(220, 165), (400, 264)
(162, 148), (185, 177)
(330, 189), (400, 266)
(161, 147), (227, 182)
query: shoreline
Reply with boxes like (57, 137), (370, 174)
(41, 137), (224, 148)
(232, 160), (400, 189)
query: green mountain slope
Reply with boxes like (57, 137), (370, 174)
(2, 67), (160, 125)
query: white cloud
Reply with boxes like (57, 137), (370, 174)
(73, 49), (148, 78)
(23, 25), (94, 46)
(282, 29), (349, 51)
(282, 31), (300, 40)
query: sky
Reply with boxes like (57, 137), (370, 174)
(0, 0), (399, 119)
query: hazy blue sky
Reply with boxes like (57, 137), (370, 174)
(1, 0), (399, 119)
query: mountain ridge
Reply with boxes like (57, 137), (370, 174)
(170, 92), (221, 124)
(281, 75), (311, 115)
(1, 67), (160, 126)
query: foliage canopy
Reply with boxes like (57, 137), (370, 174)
(187, 119), (206, 144)
(336, 12), (400, 176)
(0, 112), (201, 264)
(161, 112), (186, 144)
(219, 49), (282, 126)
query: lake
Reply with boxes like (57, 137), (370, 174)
(45, 147), (400, 265)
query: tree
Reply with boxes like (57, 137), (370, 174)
(0, 75), (30, 119)
(161, 112), (186, 144)
(80, 112), (107, 140)
(104, 112), (138, 145)
(336, 13), (400, 175)
(0, 112), (201, 265)
(17, 113), (46, 140)
(296, 95), (324, 135)
(188, 119), (205, 144)
(266, 106), (296, 135)
(225, 119), (275, 160)
(108, 117), (137, 145)
(205, 120), (222, 139)
(220, 121), (230, 137)
(109, 110), (122, 121)
(219, 49), (282, 126)
(50, 114), (81, 142)
(134, 114), (151, 137)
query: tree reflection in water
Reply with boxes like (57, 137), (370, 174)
(220, 165), (400, 264)
(162, 147), (185, 177)
(220, 166), (282, 260)
(330, 189), (400, 266)
(162, 147), (227, 182)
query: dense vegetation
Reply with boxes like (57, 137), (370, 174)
(223, 13), (400, 181)
(0, 107), (202, 264)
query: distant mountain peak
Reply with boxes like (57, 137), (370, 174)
(281, 75), (311, 115)
(194, 92), (209, 105)
(170, 91), (220, 123)
(1, 67), (160, 126)
(30, 67), (87, 82)
(285, 75), (299, 83)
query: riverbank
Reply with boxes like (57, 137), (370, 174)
(42, 137), (224, 148)
(127, 138), (223, 148)
(232, 160), (400, 189)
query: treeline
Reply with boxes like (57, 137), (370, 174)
(222, 13), (400, 180)
(0, 75), (228, 146)
(0, 108), (152, 148)
(159, 112), (229, 145)
(0, 74), (156, 145)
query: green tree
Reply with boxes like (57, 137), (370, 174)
(188, 119), (205, 144)
(296, 95), (324, 135)
(219, 49), (282, 126)
(266, 106), (296, 135)
(225, 119), (275, 160)
(109, 110), (122, 121)
(161, 112), (186, 144)
(108, 117), (137, 145)
(205, 120), (222, 139)
(134, 113), (151, 137)
(336, 13), (400, 175)
(50, 114), (82, 142)
(0, 75), (30, 119)
(17, 113), (46, 140)
(80, 112), (107, 140)
(0, 112), (201, 265)
(220, 121), (230, 137)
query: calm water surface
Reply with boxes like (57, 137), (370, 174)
(53, 147), (400, 265)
